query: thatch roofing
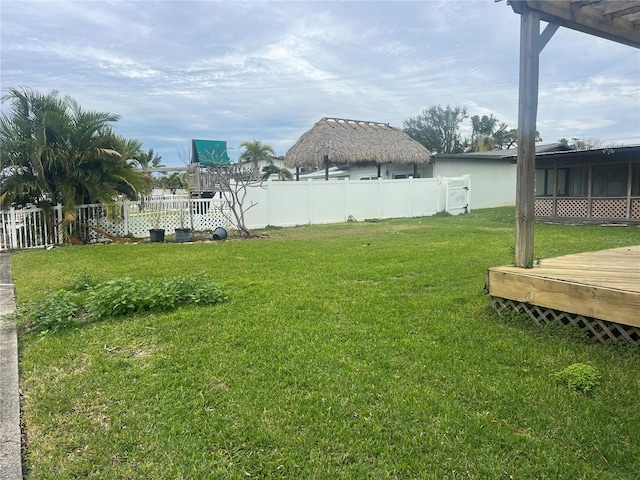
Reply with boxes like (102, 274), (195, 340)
(284, 117), (432, 169)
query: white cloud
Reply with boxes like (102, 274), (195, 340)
(2, 0), (639, 164)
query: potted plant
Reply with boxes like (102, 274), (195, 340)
(149, 200), (165, 243)
(174, 203), (191, 243)
(174, 181), (192, 243)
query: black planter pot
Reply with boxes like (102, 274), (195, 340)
(175, 228), (191, 243)
(149, 229), (165, 243)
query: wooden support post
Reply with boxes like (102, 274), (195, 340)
(324, 155), (329, 181)
(515, 8), (541, 268)
(296, 166), (300, 181)
(377, 164), (382, 178)
(626, 161), (633, 220)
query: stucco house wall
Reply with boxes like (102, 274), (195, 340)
(431, 157), (516, 209)
(345, 163), (434, 180)
(431, 144), (573, 210)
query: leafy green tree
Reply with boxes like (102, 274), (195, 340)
(558, 137), (602, 150)
(467, 114), (542, 152)
(0, 86), (152, 223)
(117, 142), (163, 191)
(238, 140), (276, 170)
(495, 128), (519, 150)
(403, 105), (468, 154)
(469, 114), (504, 151)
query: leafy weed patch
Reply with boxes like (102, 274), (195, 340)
(554, 363), (602, 393)
(12, 274), (226, 333)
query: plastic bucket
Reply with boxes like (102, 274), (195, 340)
(175, 228), (191, 243)
(212, 227), (227, 240)
(149, 229), (165, 243)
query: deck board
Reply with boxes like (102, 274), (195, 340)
(488, 246), (640, 327)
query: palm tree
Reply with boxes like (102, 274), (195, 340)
(1, 87), (80, 212)
(133, 147), (164, 170)
(261, 164), (294, 181)
(0, 86), (152, 225)
(238, 140), (276, 170)
(157, 172), (188, 191)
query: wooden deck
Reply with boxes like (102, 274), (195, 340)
(487, 246), (640, 331)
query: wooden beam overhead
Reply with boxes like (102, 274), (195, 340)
(510, 0), (640, 48)
(603, 2), (640, 20)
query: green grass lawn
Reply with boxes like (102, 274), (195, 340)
(13, 207), (640, 479)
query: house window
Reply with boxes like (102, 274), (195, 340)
(632, 164), (640, 196)
(535, 168), (554, 196)
(359, 176), (378, 180)
(592, 164), (627, 197)
(568, 167), (588, 196)
(557, 168), (569, 196)
(393, 173), (409, 179)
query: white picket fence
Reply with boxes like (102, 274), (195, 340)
(0, 176), (470, 250)
(0, 198), (232, 250)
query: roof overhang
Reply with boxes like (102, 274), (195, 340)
(509, 0), (640, 48)
(535, 145), (640, 164)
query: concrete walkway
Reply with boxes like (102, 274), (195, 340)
(0, 253), (23, 479)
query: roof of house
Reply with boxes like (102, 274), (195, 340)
(535, 144), (640, 167)
(434, 143), (640, 165)
(433, 143), (571, 162)
(284, 117), (432, 168)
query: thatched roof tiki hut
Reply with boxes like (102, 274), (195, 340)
(284, 117), (432, 180)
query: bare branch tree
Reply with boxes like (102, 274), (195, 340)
(205, 162), (265, 237)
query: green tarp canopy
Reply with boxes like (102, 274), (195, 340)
(191, 139), (230, 166)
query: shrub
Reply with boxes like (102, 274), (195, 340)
(13, 290), (83, 334)
(12, 274), (226, 334)
(64, 270), (99, 292)
(554, 363), (602, 393)
(87, 277), (152, 320)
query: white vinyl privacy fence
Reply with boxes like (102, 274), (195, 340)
(243, 176), (470, 228)
(1, 176), (470, 250)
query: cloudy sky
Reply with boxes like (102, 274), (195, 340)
(2, 0), (639, 166)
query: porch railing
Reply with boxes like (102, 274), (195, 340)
(535, 196), (640, 223)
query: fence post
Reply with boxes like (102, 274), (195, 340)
(308, 180), (313, 224)
(266, 178), (272, 227)
(9, 207), (18, 249)
(446, 178), (452, 214)
(408, 176), (414, 218)
(344, 178), (350, 221)
(122, 199), (129, 236)
(377, 177), (383, 218)
(55, 204), (64, 245)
